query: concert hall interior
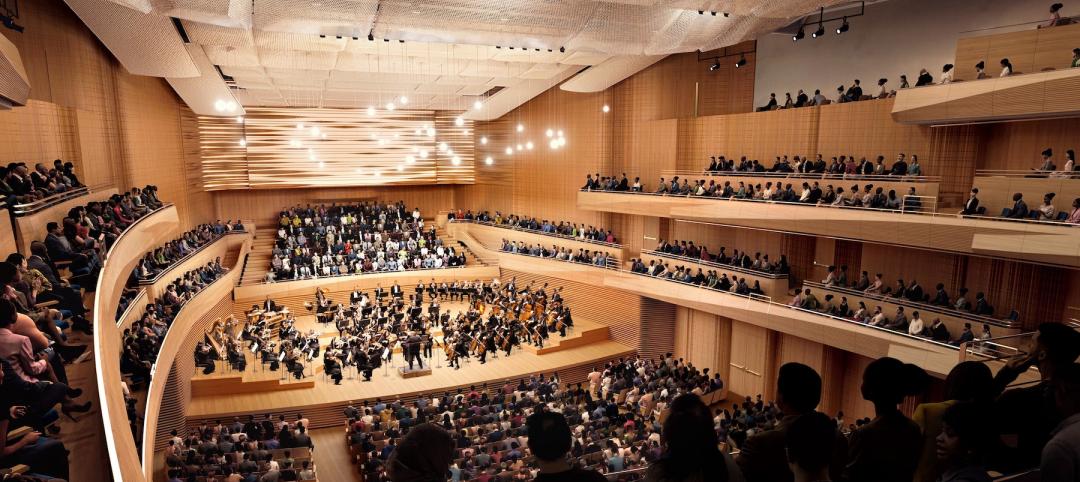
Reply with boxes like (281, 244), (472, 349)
(2, 0), (1080, 481)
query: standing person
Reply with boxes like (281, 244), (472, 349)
(527, 411), (606, 482)
(843, 357), (928, 482)
(387, 423), (453, 482)
(644, 393), (743, 482)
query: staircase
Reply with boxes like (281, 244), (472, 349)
(240, 225), (277, 286)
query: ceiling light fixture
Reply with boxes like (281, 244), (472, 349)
(793, 27), (805, 42)
(385, 102), (395, 110)
(439, 142), (448, 152)
(485, 156), (493, 165)
(709, 61), (720, 71)
(836, 17), (849, 34)
(236, 116), (244, 123)
(526, 141), (534, 150)
(480, 136), (488, 145)
(239, 138), (247, 147)
(602, 104), (610, 113)
(474, 100), (483, 110)
(296, 123), (304, 129)
(812, 22), (825, 38)
(455, 116), (465, 126)
(399, 96), (408, 105)
(735, 56), (747, 68)
(505, 147), (513, 155)
(366, 106), (375, 116)
(451, 156), (461, 166)
(419, 150), (429, 158)
(516, 123), (524, 132)
(367, 33), (374, 41)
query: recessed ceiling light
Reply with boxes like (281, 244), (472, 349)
(505, 147), (513, 155)
(516, 123), (524, 132)
(366, 106), (375, 116)
(438, 142), (448, 152)
(238, 138), (247, 147)
(419, 149), (429, 158)
(480, 136), (488, 145)
(545, 129), (553, 138)
(236, 116), (244, 123)
(474, 100), (483, 110)
(526, 141), (534, 150)
(385, 102), (395, 110)
(485, 156), (493, 165)
(451, 156), (461, 165)
(602, 104), (610, 113)
(399, 96), (409, 105)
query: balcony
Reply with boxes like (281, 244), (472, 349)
(577, 190), (1080, 268)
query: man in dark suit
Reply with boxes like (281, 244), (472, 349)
(262, 296), (279, 312)
(960, 188), (981, 215)
(931, 283), (951, 306)
(1005, 193), (1029, 218)
(794, 89), (809, 107)
(405, 332), (422, 370)
(736, 363), (846, 482)
(391, 282), (403, 299)
(906, 279), (924, 303)
(930, 319), (951, 342)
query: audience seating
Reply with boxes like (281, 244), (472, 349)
(637, 251), (788, 297)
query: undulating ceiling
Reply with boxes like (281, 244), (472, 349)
(64, 0), (849, 119)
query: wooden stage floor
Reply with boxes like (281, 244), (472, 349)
(187, 305), (633, 422)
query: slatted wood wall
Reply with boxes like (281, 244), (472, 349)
(155, 278), (238, 451)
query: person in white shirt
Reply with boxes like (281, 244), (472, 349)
(940, 64), (955, 84)
(1000, 58), (1013, 77)
(908, 311), (925, 336)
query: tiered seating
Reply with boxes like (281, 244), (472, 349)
(500, 239), (620, 269)
(165, 415), (318, 481)
(448, 209), (619, 246)
(344, 356), (723, 481)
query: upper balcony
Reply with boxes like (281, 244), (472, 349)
(577, 190), (1080, 268)
(893, 22), (1080, 125)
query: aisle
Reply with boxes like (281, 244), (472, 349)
(311, 427), (360, 482)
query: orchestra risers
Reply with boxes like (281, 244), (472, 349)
(519, 319), (610, 355)
(191, 365), (315, 396)
(184, 344), (633, 432)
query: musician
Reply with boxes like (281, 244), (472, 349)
(350, 287), (362, 304)
(428, 298), (440, 320)
(390, 282), (403, 299)
(414, 281), (424, 303)
(421, 331), (433, 359)
(374, 284), (385, 301)
(324, 352), (343, 385)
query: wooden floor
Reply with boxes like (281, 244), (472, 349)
(187, 336), (632, 420)
(310, 427), (357, 482)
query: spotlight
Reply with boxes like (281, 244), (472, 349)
(484, 156), (493, 165)
(455, 116), (465, 126)
(812, 23), (825, 38)
(366, 106), (375, 116)
(352, 36), (358, 40)
(545, 129), (553, 138)
(559, 46), (565, 53)
(236, 116), (244, 123)
(496, 46), (501, 49)
(710, 11), (716, 16)
(238, 138), (247, 147)
(336, 35), (342, 39)
(480, 136), (488, 145)
(368, 33), (374, 41)
(698, 10), (704, 14)
(439, 142), (448, 152)
(723, 12), (729, 17)
(399, 95), (408, 105)
(735, 56), (747, 68)
(319, 34), (326, 38)
(602, 104), (610, 113)
(836, 17), (849, 34)
(516, 123), (524, 133)
(793, 27), (805, 42)
(709, 61), (720, 71)
(396, 164), (404, 172)
(526, 141), (534, 150)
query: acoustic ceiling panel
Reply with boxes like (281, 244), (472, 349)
(161, 0), (252, 28)
(560, 54), (666, 92)
(64, 0), (200, 77)
(166, 44), (245, 115)
(204, 45), (261, 67)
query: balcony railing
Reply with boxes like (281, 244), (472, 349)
(641, 249), (789, 280)
(10, 185), (91, 216)
(449, 217), (624, 249)
(661, 169), (942, 183)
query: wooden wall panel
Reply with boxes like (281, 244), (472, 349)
(953, 22), (1080, 81)
(677, 107), (820, 171)
(0, 100), (80, 168)
(858, 244), (963, 295)
(839, 352), (876, 422)
(179, 107), (216, 226)
(980, 117), (1080, 171)
(674, 307), (731, 397)
(928, 124), (982, 208)
(963, 257), (1068, 331)
(816, 99), (932, 170)
(777, 334), (826, 380)
(728, 320), (768, 399)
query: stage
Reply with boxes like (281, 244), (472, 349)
(185, 303), (632, 429)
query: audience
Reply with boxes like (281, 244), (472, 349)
(134, 221), (242, 282)
(652, 239), (789, 275)
(912, 361), (994, 482)
(1041, 361), (1080, 481)
(0, 160), (82, 206)
(164, 413), (317, 481)
(501, 240), (616, 268)
(270, 202), (464, 282)
(450, 209), (616, 245)
(785, 412), (841, 482)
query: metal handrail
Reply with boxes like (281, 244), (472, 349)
(640, 249), (789, 280)
(448, 217), (624, 249)
(602, 467), (647, 480)
(500, 244), (621, 269)
(582, 187), (939, 215)
(802, 281), (1021, 329)
(621, 266), (964, 351)
(11, 185), (92, 216)
(975, 168), (1079, 178)
(660, 169), (942, 183)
